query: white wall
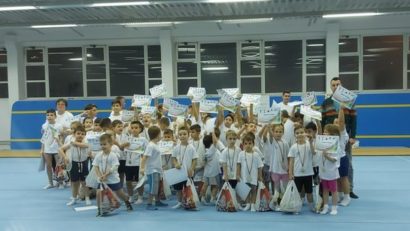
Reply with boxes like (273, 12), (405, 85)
(0, 99), (11, 142)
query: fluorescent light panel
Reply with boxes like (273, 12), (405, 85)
(323, 12), (382, 18)
(0, 6), (36, 11)
(202, 67), (228, 71)
(91, 1), (150, 7)
(122, 22), (173, 27)
(31, 24), (78, 28)
(223, 17), (273, 24)
(206, 0), (269, 3)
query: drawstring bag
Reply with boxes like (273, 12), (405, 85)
(216, 182), (239, 212)
(99, 183), (120, 215)
(255, 181), (272, 212)
(182, 178), (200, 210)
(279, 180), (302, 213)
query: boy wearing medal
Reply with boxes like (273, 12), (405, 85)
(221, 130), (241, 188)
(59, 125), (91, 206)
(236, 133), (263, 212)
(288, 125), (316, 212)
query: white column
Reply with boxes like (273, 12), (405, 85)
(325, 23), (339, 95)
(159, 30), (175, 97)
(5, 35), (25, 106)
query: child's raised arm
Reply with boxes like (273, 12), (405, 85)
(338, 105), (346, 132)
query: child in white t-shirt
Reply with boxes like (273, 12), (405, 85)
(189, 124), (206, 192)
(109, 100), (123, 122)
(123, 120), (148, 204)
(288, 126), (316, 212)
(171, 127), (198, 209)
(220, 130), (241, 188)
(237, 133), (263, 212)
(200, 133), (221, 205)
(160, 129), (175, 171)
(140, 126), (168, 210)
(93, 134), (132, 216)
(112, 120), (128, 186)
(40, 109), (63, 189)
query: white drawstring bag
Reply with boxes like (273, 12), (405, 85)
(279, 180), (302, 213)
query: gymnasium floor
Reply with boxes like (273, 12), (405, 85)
(0, 156), (409, 231)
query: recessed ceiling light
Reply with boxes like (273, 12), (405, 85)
(91, 1), (150, 7)
(323, 12), (383, 18)
(31, 24), (78, 28)
(0, 6), (36, 11)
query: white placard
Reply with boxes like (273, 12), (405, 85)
(315, 135), (340, 154)
(87, 136), (101, 152)
(140, 106), (157, 115)
(128, 137), (146, 154)
(302, 92), (317, 106)
(132, 94), (152, 108)
(163, 167), (188, 186)
(163, 98), (180, 110)
(70, 113), (83, 123)
(168, 103), (187, 118)
(217, 89), (240, 113)
(240, 94), (261, 107)
(222, 88), (240, 98)
(121, 110), (135, 122)
(187, 87), (206, 102)
(149, 83), (167, 98)
(257, 106), (281, 124)
(288, 101), (303, 107)
(159, 141), (174, 155)
(235, 181), (251, 201)
(199, 99), (218, 114)
(254, 95), (270, 114)
(332, 85), (357, 109)
(134, 175), (147, 190)
(300, 105), (322, 121)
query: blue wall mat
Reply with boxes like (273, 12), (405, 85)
(10, 92), (410, 149)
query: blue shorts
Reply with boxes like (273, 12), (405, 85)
(70, 160), (89, 182)
(338, 155), (349, 177)
(147, 172), (160, 195)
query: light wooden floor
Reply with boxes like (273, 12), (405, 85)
(0, 148), (409, 157)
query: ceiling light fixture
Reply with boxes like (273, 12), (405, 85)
(323, 12), (383, 18)
(31, 24), (78, 28)
(91, 1), (151, 7)
(0, 6), (36, 11)
(202, 67), (228, 71)
(206, 0), (270, 3)
(223, 17), (273, 24)
(122, 22), (174, 27)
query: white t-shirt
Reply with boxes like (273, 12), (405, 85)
(93, 151), (120, 184)
(237, 151), (263, 185)
(143, 142), (162, 175)
(69, 143), (89, 162)
(338, 128), (350, 158)
(262, 138), (274, 166)
(283, 119), (295, 146)
(124, 137), (148, 166)
(172, 143), (198, 172)
(190, 139), (206, 170)
(270, 139), (290, 174)
(317, 150), (340, 180)
(41, 122), (63, 154)
(220, 146), (241, 180)
(116, 133), (130, 160)
(203, 146), (221, 178)
(56, 111), (74, 129)
(288, 142), (314, 177)
(278, 102), (293, 115)
(109, 114), (123, 122)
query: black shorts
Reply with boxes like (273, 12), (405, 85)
(294, 175), (313, 194)
(70, 160), (89, 182)
(173, 180), (187, 191)
(338, 155), (349, 177)
(125, 166), (139, 181)
(228, 180), (238, 189)
(118, 160), (126, 174)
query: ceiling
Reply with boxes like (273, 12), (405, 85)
(1, 0), (410, 28)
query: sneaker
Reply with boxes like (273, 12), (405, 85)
(209, 199), (216, 206)
(350, 192), (359, 199)
(241, 203), (250, 211)
(134, 198), (143, 205)
(96, 209), (102, 217)
(66, 199), (77, 206)
(330, 206), (338, 215)
(250, 204), (256, 212)
(146, 204), (158, 210)
(274, 205), (281, 212)
(129, 197), (135, 203)
(201, 196), (208, 206)
(155, 201), (168, 207)
(320, 205), (329, 215)
(339, 197), (351, 207)
(125, 201), (133, 211)
(58, 184), (64, 190)
(172, 202), (182, 209)
(43, 183), (54, 189)
(85, 197), (91, 206)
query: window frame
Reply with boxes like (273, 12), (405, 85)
(25, 47), (48, 98)
(0, 48), (7, 98)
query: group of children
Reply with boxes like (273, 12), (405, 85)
(40, 95), (353, 216)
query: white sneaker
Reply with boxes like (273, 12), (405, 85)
(201, 197), (208, 206)
(275, 206), (281, 212)
(339, 197), (351, 207)
(43, 183), (54, 189)
(320, 205), (329, 215)
(241, 203), (250, 211)
(330, 207), (338, 215)
(250, 203), (256, 212)
(172, 202), (182, 209)
(66, 199), (77, 206)
(58, 184), (64, 190)
(85, 197), (91, 206)
(134, 198), (143, 205)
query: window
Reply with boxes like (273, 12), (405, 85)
(176, 43), (198, 95)
(147, 45), (162, 89)
(0, 49), (7, 98)
(201, 43), (237, 94)
(240, 41), (261, 93)
(306, 39), (326, 92)
(265, 40), (302, 93)
(85, 46), (107, 97)
(109, 46), (145, 96)
(339, 38), (359, 90)
(25, 48), (46, 97)
(363, 35), (403, 90)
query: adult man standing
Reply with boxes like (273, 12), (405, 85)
(321, 77), (359, 199)
(278, 90), (293, 116)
